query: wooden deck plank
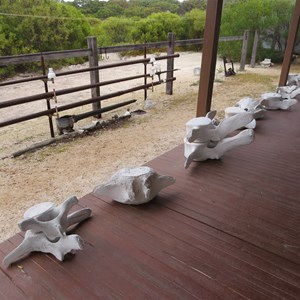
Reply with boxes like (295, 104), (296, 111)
(5, 234), (91, 300)
(0, 103), (299, 299)
(158, 185), (300, 263)
(146, 106), (300, 265)
(80, 195), (233, 300)
(85, 193), (299, 300)
(0, 238), (65, 299)
(0, 268), (26, 300)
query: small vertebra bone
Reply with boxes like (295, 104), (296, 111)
(94, 166), (175, 205)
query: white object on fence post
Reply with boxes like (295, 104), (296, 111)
(47, 68), (56, 83)
(93, 166), (175, 205)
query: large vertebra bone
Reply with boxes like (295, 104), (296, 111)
(3, 196), (91, 267)
(18, 196), (91, 241)
(225, 107), (257, 129)
(277, 85), (300, 101)
(261, 92), (298, 110)
(184, 129), (254, 169)
(3, 231), (83, 268)
(235, 97), (265, 120)
(287, 74), (300, 86)
(93, 166), (175, 205)
(186, 111), (253, 143)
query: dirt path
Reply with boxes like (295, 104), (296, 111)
(0, 52), (284, 242)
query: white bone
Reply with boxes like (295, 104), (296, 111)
(93, 166), (175, 205)
(186, 112), (253, 143)
(3, 231), (83, 268)
(260, 58), (273, 67)
(287, 74), (300, 86)
(235, 97), (265, 120)
(3, 197), (91, 267)
(185, 117), (217, 143)
(260, 92), (298, 110)
(261, 92), (282, 101)
(184, 129), (255, 169)
(277, 85), (300, 100)
(225, 107), (256, 129)
(205, 110), (217, 120)
(18, 196), (91, 241)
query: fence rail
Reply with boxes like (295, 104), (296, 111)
(0, 36), (243, 66)
(0, 33), (247, 139)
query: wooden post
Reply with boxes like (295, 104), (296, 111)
(41, 55), (55, 138)
(279, 0), (300, 86)
(166, 32), (175, 95)
(196, 0), (223, 117)
(87, 36), (101, 118)
(144, 42), (148, 101)
(250, 30), (259, 68)
(239, 30), (250, 71)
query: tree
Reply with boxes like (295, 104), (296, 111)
(0, 0), (90, 55)
(219, 0), (295, 62)
(181, 9), (205, 40)
(178, 0), (206, 16)
(93, 17), (135, 46)
(69, 0), (201, 19)
(131, 12), (182, 43)
(96, 0), (127, 19)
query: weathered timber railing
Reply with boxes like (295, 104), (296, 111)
(0, 32), (247, 138)
(0, 36), (243, 67)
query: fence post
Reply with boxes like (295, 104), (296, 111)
(166, 32), (175, 95)
(239, 30), (250, 71)
(41, 55), (55, 138)
(87, 36), (101, 118)
(144, 42), (148, 101)
(250, 30), (259, 68)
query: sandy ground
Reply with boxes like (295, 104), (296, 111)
(0, 52), (285, 242)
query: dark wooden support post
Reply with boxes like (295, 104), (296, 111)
(250, 30), (259, 68)
(279, 0), (300, 86)
(196, 0), (223, 117)
(144, 43), (148, 101)
(166, 32), (175, 95)
(41, 55), (55, 138)
(87, 36), (101, 118)
(239, 30), (250, 71)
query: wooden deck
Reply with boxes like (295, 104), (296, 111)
(0, 103), (299, 299)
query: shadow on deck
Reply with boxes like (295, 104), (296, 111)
(0, 103), (299, 299)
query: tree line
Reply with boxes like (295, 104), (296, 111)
(0, 0), (296, 78)
(67, 0), (206, 19)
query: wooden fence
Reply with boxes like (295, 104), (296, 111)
(0, 32), (248, 138)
